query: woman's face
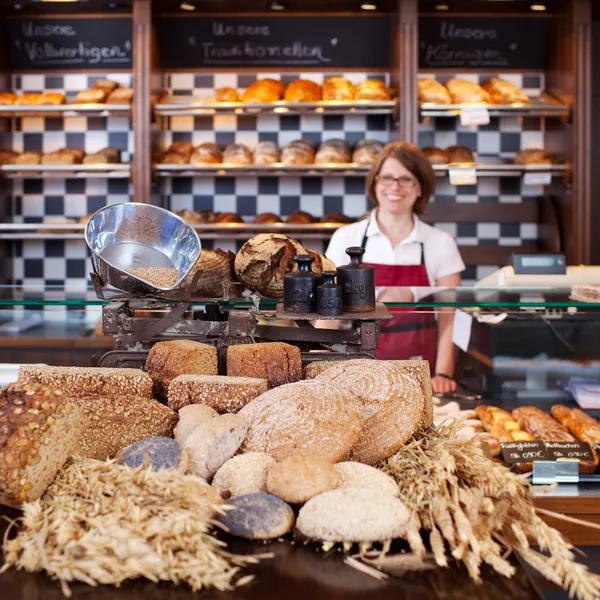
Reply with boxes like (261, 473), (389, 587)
(375, 157), (421, 215)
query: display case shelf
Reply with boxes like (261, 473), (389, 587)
(154, 163), (371, 177)
(0, 104), (131, 118)
(432, 162), (569, 178)
(0, 164), (131, 179)
(154, 97), (398, 117)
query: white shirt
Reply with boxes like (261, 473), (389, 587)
(325, 211), (465, 284)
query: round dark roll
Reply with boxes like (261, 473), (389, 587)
(422, 147), (450, 165)
(320, 213), (353, 224)
(255, 213), (282, 224)
(214, 212), (244, 224)
(286, 210), (316, 224)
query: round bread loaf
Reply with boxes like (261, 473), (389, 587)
(352, 139), (384, 166)
(253, 141), (280, 165)
(316, 360), (425, 465)
(266, 454), (340, 504)
(422, 147), (450, 165)
(286, 209), (316, 224)
(284, 79), (322, 102)
(185, 249), (238, 297)
(212, 452), (276, 499)
(254, 212), (282, 224)
(218, 493), (294, 539)
(190, 143), (222, 165)
(445, 145), (475, 164)
(237, 380), (364, 462)
(354, 79), (390, 101)
(119, 436), (182, 471)
(234, 233), (306, 298)
(418, 78), (452, 104)
(174, 404), (219, 445)
(334, 462), (399, 496)
(297, 487), (409, 542)
(215, 87), (239, 103)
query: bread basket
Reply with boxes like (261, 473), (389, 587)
(85, 203), (201, 295)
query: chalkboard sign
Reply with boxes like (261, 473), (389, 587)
(5, 18), (132, 70)
(157, 17), (391, 69)
(545, 442), (595, 462)
(500, 441), (549, 464)
(419, 17), (550, 70)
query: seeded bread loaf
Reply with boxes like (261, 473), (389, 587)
(227, 342), (301, 388)
(168, 374), (268, 412)
(0, 382), (87, 507)
(73, 395), (177, 460)
(18, 366), (153, 399)
(146, 340), (218, 398)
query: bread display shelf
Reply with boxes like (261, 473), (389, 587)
(0, 164), (130, 179)
(432, 162), (569, 177)
(155, 163), (371, 177)
(155, 97), (397, 117)
(0, 104), (131, 117)
(420, 98), (569, 118)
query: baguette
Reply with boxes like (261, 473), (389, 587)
(474, 405), (513, 431)
(551, 405), (600, 472)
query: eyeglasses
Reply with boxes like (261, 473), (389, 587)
(375, 174), (418, 189)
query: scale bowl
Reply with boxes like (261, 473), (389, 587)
(85, 203), (201, 295)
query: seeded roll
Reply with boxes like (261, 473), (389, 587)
(0, 382), (87, 507)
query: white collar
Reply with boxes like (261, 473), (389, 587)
(365, 210), (421, 246)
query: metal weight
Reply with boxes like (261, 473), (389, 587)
(317, 271), (343, 316)
(283, 255), (319, 313)
(336, 247), (376, 312)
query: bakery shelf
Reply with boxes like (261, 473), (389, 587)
(0, 164), (131, 179)
(432, 162), (569, 178)
(0, 104), (131, 118)
(154, 164), (371, 177)
(155, 97), (397, 117)
(420, 98), (569, 119)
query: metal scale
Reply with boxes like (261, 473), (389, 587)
(86, 203), (391, 370)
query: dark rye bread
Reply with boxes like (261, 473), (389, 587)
(227, 342), (302, 388)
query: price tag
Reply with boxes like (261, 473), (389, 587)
(545, 442), (594, 462)
(460, 105), (490, 126)
(452, 309), (473, 352)
(523, 171), (552, 186)
(449, 167), (477, 186)
(500, 441), (549, 464)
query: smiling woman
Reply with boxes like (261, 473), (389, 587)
(325, 142), (465, 394)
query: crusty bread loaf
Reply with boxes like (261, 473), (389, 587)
(0, 382), (87, 507)
(322, 77), (355, 101)
(422, 147), (450, 165)
(284, 79), (322, 102)
(352, 140), (384, 166)
(0, 92), (16, 105)
(215, 87), (239, 103)
(391, 360), (433, 428)
(237, 380), (364, 462)
(0, 151), (18, 166)
(18, 365), (153, 399)
(146, 340), (218, 397)
(39, 92), (66, 105)
(93, 78), (120, 93)
(74, 395), (177, 460)
(185, 248), (238, 297)
(445, 78), (490, 104)
(482, 78), (529, 105)
(74, 88), (107, 104)
(316, 360), (426, 465)
(14, 93), (41, 105)
(167, 374), (268, 412)
(354, 79), (390, 101)
(234, 234), (306, 298)
(227, 342), (301, 388)
(253, 141), (280, 165)
(106, 88), (134, 104)
(446, 145), (475, 164)
(242, 79), (284, 103)
(303, 360), (344, 379)
(15, 151), (42, 165)
(190, 143), (222, 165)
(418, 78), (452, 104)
(315, 139), (352, 165)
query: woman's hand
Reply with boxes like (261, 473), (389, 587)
(432, 374), (457, 395)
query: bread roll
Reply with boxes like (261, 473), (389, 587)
(0, 150), (18, 165)
(352, 140), (383, 165)
(146, 340), (218, 397)
(38, 92), (65, 105)
(167, 141), (194, 160)
(514, 148), (552, 166)
(238, 380), (365, 462)
(83, 147), (121, 164)
(255, 212), (282, 224)
(242, 79), (284, 103)
(482, 78), (529, 105)
(106, 88), (134, 104)
(14, 93), (42, 105)
(15, 151), (42, 165)
(214, 212), (244, 224)
(286, 210), (316, 224)
(93, 78), (120, 93)
(227, 342), (302, 388)
(190, 143), (222, 165)
(284, 80), (322, 102)
(168, 374), (268, 412)
(355, 79), (390, 101)
(281, 140), (315, 166)
(253, 141), (280, 165)
(215, 87), (239, 103)
(223, 143), (253, 165)
(212, 453), (276, 498)
(323, 77), (355, 101)
(445, 78), (490, 104)
(42, 150), (79, 166)
(315, 139), (352, 165)
(186, 248), (238, 296)
(418, 79), (452, 104)
(234, 233), (306, 298)
(320, 213), (352, 224)
(74, 89), (108, 104)
(0, 382), (86, 507)
(162, 152), (189, 165)
(423, 147), (450, 165)
(446, 145), (475, 164)
(0, 92), (16, 105)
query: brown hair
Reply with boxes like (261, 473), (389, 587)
(366, 142), (435, 216)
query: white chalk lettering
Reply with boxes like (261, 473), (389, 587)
(22, 21), (76, 38)
(440, 21), (497, 41)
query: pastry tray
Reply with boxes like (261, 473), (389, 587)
(154, 163), (371, 177)
(155, 96), (397, 116)
(420, 97), (569, 118)
(276, 302), (393, 321)
(0, 103), (131, 117)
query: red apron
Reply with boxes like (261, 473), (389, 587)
(361, 227), (438, 366)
